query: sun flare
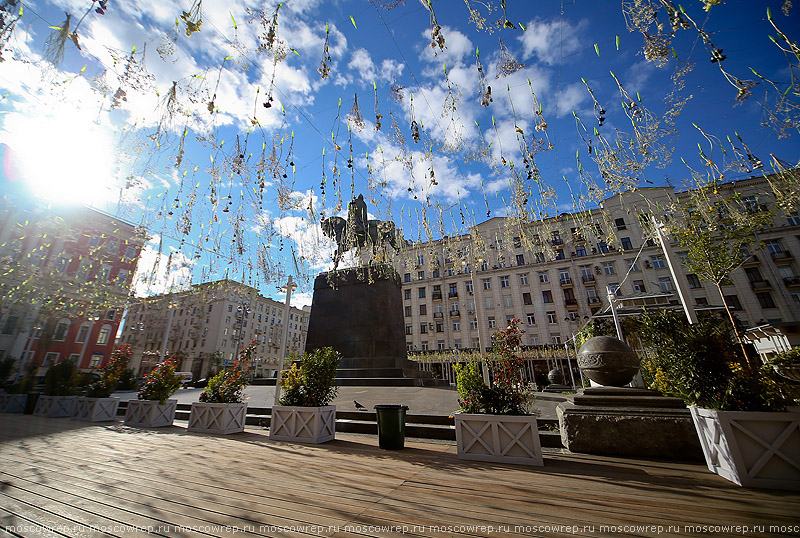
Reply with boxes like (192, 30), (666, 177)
(4, 109), (117, 207)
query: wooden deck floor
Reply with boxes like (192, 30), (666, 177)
(0, 414), (798, 538)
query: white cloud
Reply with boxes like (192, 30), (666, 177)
(419, 26), (473, 67)
(518, 18), (585, 65)
(347, 48), (405, 86)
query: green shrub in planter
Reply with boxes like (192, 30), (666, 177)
(279, 347), (340, 407)
(137, 357), (182, 404)
(44, 360), (79, 396)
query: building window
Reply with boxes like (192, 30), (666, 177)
(766, 240), (782, 254)
(68, 353), (80, 364)
(418, 270), (425, 280)
(621, 237), (633, 250)
(437, 340), (445, 350)
(453, 320), (460, 331)
(465, 281), (473, 293)
(516, 254), (525, 266)
(608, 283), (621, 296)
(756, 292), (776, 309)
(597, 242), (609, 254)
(454, 339), (462, 349)
(542, 290), (553, 303)
(526, 313), (535, 325)
(551, 334), (562, 345)
(404, 306), (412, 317)
(76, 325), (89, 344)
(788, 212), (800, 226)
(420, 323), (428, 334)
(435, 321), (444, 333)
(615, 217), (626, 231)
(658, 277), (674, 292)
(89, 354), (102, 368)
(421, 342), (429, 351)
(575, 245), (587, 257)
(432, 268), (440, 278)
(480, 260), (489, 271)
(449, 283), (458, 296)
(555, 249), (565, 260)
(547, 311), (557, 324)
(651, 255), (666, 269)
(499, 275), (510, 288)
(53, 320), (70, 341)
(418, 287), (426, 298)
(404, 273), (411, 283)
(419, 304), (427, 316)
(603, 262), (615, 275)
(633, 280), (646, 293)
(404, 289), (411, 300)
(503, 295), (513, 308)
(417, 254), (424, 266)
(626, 259), (640, 272)
(538, 271), (549, 283)
(519, 273), (529, 285)
(559, 270), (571, 285)
(534, 252), (546, 263)
(482, 278), (491, 290)
(687, 274), (702, 289)
(43, 352), (59, 366)
(513, 236), (522, 248)
(745, 267), (764, 283)
(696, 297), (709, 306)
(522, 292), (532, 305)
(488, 316), (496, 329)
(484, 296), (494, 309)
(405, 324), (412, 335)
(470, 318), (478, 330)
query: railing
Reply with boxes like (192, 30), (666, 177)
(749, 279), (771, 290)
(582, 274), (595, 283)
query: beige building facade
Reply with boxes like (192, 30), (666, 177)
(119, 279), (310, 379)
(395, 177), (800, 354)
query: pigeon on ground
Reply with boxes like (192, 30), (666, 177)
(354, 400), (366, 410)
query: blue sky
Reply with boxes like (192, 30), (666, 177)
(0, 0), (798, 306)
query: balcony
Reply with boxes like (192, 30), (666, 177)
(565, 299), (579, 309)
(749, 279), (772, 290)
(560, 277), (573, 287)
(433, 312), (444, 319)
(784, 276), (800, 288)
(770, 250), (793, 261)
(448, 292), (458, 298)
(742, 254), (760, 265)
(552, 237), (563, 246)
(582, 274), (595, 284)
(587, 296), (602, 305)
(432, 292), (443, 301)
(449, 310), (461, 317)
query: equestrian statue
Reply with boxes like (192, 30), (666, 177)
(321, 194), (402, 269)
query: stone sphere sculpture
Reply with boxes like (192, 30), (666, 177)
(577, 336), (640, 387)
(547, 368), (565, 385)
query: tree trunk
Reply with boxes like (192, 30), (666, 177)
(715, 282), (757, 371)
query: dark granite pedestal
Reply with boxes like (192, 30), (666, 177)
(305, 265), (446, 387)
(557, 387), (704, 461)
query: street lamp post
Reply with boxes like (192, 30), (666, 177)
(273, 275), (297, 407)
(233, 302), (250, 365)
(16, 323), (41, 381)
(159, 302), (178, 362)
(78, 315), (100, 369)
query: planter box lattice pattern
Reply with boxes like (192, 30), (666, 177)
(691, 407), (800, 491)
(455, 414), (544, 466)
(33, 396), (77, 418)
(124, 399), (177, 428)
(270, 405), (336, 444)
(74, 397), (120, 422)
(188, 402), (247, 434)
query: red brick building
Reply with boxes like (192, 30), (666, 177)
(0, 197), (145, 375)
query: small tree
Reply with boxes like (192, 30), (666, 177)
(666, 184), (773, 364)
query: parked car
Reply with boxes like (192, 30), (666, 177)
(176, 372), (193, 388)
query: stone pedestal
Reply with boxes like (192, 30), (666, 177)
(305, 265), (444, 386)
(557, 387), (704, 461)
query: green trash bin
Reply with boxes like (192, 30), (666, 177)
(374, 404), (409, 450)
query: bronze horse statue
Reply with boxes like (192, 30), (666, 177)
(321, 195), (401, 269)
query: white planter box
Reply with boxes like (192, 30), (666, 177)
(455, 413), (544, 466)
(124, 399), (177, 428)
(74, 397), (120, 422)
(33, 395), (77, 417)
(690, 407), (800, 491)
(188, 402), (247, 434)
(6, 394), (28, 413)
(270, 405), (335, 444)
